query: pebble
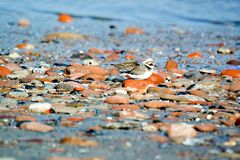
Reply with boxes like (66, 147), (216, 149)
(0, 66), (11, 77)
(144, 101), (176, 109)
(58, 13), (73, 23)
(114, 89), (128, 95)
(8, 91), (29, 98)
(7, 70), (29, 79)
(187, 52), (203, 58)
(165, 60), (178, 71)
(184, 70), (203, 79)
(56, 81), (84, 92)
(15, 115), (37, 122)
(124, 27), (144, 34)
(18, 18), (30, 27)
(168, 123), (197, 140)
(194, 123), (217, 132)
(20, 122), (54, 132)
(0, 97), (18, 108)
(179, 95), (206, 102)
(221, 69), (240, 78)
(112, 104), (140, 111)
(199, 68), (216, 74)
(123, 79), (155, 92)
(28, 102), (52, 113)
(227, 60), (240, 66)
(31, 96), (44, 102)
(60, 137), (98, 147)
(104, 95), (129, 104)
(149, 135), (168, 143)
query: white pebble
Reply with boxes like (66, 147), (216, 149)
(28, 102), (52, 113)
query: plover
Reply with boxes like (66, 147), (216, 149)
(114, 58), (156, 80)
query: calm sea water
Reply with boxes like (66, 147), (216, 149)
(0, 0), (239, 29)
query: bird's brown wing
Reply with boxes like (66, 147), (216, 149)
(114, 61), (140, 73)
(129, 64), (147, 75)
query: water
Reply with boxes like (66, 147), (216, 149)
(0, 0), (239, 73)
(0, 0), (240, 29)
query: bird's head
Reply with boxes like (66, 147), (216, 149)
(143, 58), (156, 69)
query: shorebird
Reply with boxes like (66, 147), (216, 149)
(114, 58), (156, 80)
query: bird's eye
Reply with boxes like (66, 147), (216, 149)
(149, 63), (154, 66)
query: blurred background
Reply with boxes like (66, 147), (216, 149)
(0, 0), (239, 28)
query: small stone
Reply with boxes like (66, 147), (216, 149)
(168, 123), (197, 139)
(144, 101), (176, 109)
(28, 102), (52, 113)
(179, 95), (206, 102)
(44, 32), (87, 41)
(18, 18), (30, 27)
(16, 43), (34, 50)
(8, 91), (28, 98)
(130, 92), (146, 100)
(81, 89), (102, 98)
(32, 67), (47, 74)
(112, 104), (140, 111)
(227, 60), (240, 66)
(88, 48), (103, 54)
(20, 122), (54, 132)
(89, 83), (110, 90)
(125, 27), (144, 34)
(187, 52), (203, 58)
(0, 97), (18, 108)
(31, 96), (44, 102)
(60, 137), (98, 147)
(57, 81), (84, 92)
(66, 117), (84, 122)
(217, 47), (234, 54)
(0, 66), (11, 77)
(190, 89), (207, 97)
(221, 69), (240, 78)
(171, 78), (194, 88)
(149, 135), (168, 143)
(65, 64), (108, 75)
(7, 70), (29, 79)
(118, 111), (146, 119)
(165, 60), (178, 71)
(158, 93), (188, 102)
(123, 79), (155, 92)
(8, 52), (18, 59)
(104, 95), (129, 104)
(184, 70), (203, 79)
(114, 89), (128, 95)
(194, 124), (217, 132)
(173, 105), (201, 112)
(15, 116), (37, 122)
(199, 68), (216, 74)
(58, 13), (73, 23)
(142, 124), (158, 132)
